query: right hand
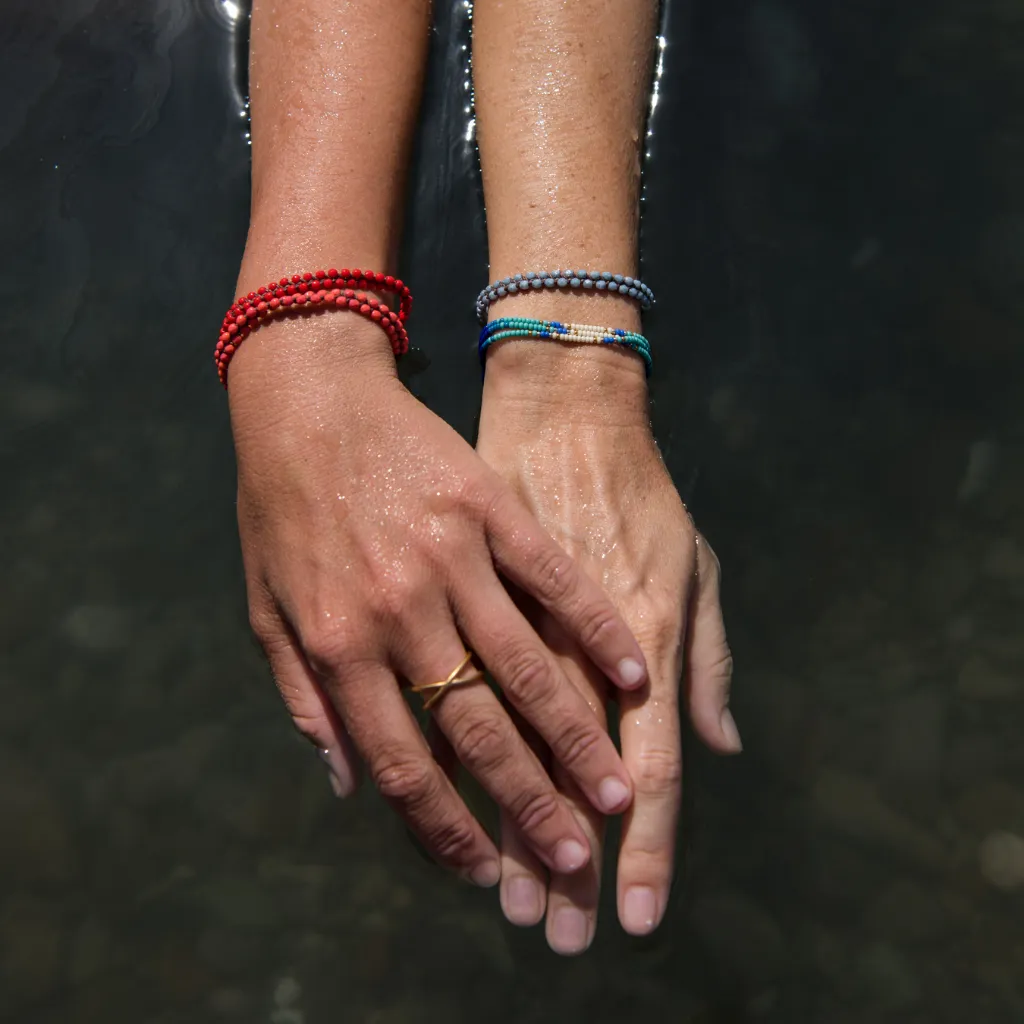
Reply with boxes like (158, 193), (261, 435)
(227, 311), (649, 886)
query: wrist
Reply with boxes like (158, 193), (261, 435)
(480, 283), (650, 421)
(227, 309), (398, 412)
(482, 337), (649, 429)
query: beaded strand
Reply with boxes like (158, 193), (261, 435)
(215, 269), (412, 386)
(476, 270), (655, 325)
(480, 317), (652, 374)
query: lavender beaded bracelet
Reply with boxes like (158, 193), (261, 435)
(475, 269), (655, 325)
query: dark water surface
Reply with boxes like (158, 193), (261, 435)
(3, 0), (1024, 1020)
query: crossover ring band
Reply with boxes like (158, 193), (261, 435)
(410, 651), (485, 711)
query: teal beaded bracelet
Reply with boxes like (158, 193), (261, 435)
(479, 317), (652, 374)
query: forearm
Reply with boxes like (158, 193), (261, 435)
(473, 0), (658, 396)
(232, 0), (431, 382)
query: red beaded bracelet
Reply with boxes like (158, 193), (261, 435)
(215, 268), (413, 386)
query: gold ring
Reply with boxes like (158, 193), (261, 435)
(410, 651), (484, 711)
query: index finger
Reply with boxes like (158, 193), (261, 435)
(484, 490), (648, 691)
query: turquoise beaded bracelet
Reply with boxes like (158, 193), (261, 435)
(479, 317), (652, 374)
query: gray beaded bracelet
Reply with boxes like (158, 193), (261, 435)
(475, 269), (655, 325)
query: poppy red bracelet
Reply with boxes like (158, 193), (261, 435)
(215, 268), (413, 386)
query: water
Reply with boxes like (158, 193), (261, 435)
(2, 0), (1023, 1020)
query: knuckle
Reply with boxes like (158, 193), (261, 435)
(508, 788), (562, 835)
(248, 606), (280, 649)
(632, 602), (682, 658)
(424, 815), (479, 864)
(301, 624), (359, 673)
(573, 601), (620, 649)
(632, 745), (683, 796)
(479, 484), (517, 527)
(369, 579), (418, 622)
(552, 718), (604, 769)
(708, 648), (734, 684)
(371, 755), (435, 806)
(496, 639), (553, 707)
(288, 709), (327, 746)
(530, 545), (579, 606)
(451, 711), (512, 774)
(457, 475), (500, 521)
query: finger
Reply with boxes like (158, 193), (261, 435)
(617, 639), (683, 937)
(398, 621), (593, 876)
(499, 808), (548, 927)
(328, 659), (501, 887)
(426, 718), (459, 788)
(253, 610), (360, 797)
(684, 536), (741, 754)
(497, 695), (549, 927)
(544, 627), (610, 956)
(545, 771), (605, 955)
(451, 571), (634, 818)
(484, 490), (648, 691)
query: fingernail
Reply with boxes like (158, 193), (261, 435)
(469, 860), (501, 888)
(622, 886), (659, 935)
(598, 776), (631, 813)
(720, 708), (743, 753)
(550, 908), (590, 955)
(505, 876), (543, 925)
(319, 747), (355, 798)
(617, 657), (646, 688)
(553, 839), (588, 873)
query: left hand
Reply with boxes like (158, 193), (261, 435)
(476, 339), (740, 955)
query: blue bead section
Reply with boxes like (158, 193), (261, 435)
(478, 316), (652, 375)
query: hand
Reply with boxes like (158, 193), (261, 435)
(476, 340), (739, 952)
(227, 312), (651, 886)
